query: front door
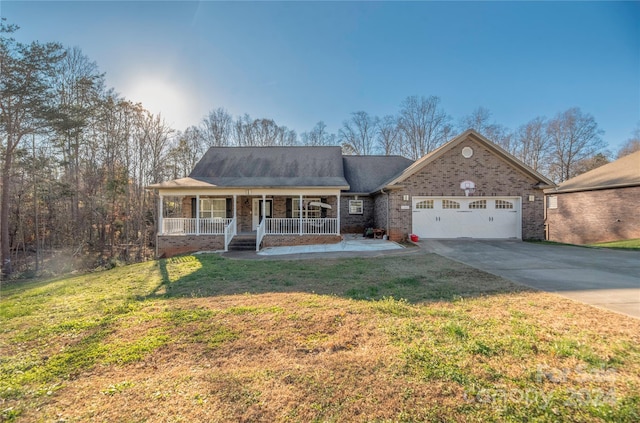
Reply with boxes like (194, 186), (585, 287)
(252, 199), (273, 230)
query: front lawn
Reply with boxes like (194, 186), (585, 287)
(590, 239), (640, 250)
(1, 254), (638, 422)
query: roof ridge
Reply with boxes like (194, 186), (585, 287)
(206, 145), (340, 149)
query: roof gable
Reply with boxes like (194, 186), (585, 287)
(188, 146), (349, 188)
(382, 130), (555, 189)
(551, 150), (640, 193)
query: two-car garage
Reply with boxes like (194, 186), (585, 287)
(411, 196), (521, 239)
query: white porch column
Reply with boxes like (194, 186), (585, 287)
(233, 194), (237, 233)
(195, 194), (200, 235)
(158, 194), (164, 235)
(262, 194), (266, 225)
(299, 195), (303, 235)
(336, 193), (341, 235)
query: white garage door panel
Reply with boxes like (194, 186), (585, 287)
(412, 197), (521, 239)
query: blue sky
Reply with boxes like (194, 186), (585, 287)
(2, 1), (638, 152)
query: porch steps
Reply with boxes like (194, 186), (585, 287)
(227, 234), (257, 251)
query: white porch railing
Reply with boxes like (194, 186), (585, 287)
(224, 218), (237, 251)
(264, 218), (338, 235)
(162, 218), (234, 235)
(256, 219), (266, 252)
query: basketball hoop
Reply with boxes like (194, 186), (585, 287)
(460, 180), (476, 197)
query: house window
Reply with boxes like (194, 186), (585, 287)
(200, 198), (226, 219)
(293, 198), (322, 218)
(415, 200), (434, 209)
(469, 200), (487, 209)
(349, 200), (364, 214)
(547, 196), (558, 209)
(442, 199), (460, 209)
(495, 200), (514, 209)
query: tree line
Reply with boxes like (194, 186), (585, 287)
(186, 98), (638, 183)
(1, 20), (638, 277)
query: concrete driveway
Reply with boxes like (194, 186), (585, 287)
(420, 240), (640, 319)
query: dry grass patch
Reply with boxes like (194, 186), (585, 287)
(1, 253), (639, 422)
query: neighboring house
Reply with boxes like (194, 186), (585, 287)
(147, 130), (554, 257)
(545, 150), (640, 244)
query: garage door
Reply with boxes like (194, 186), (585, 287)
(412, 197), (521, 239)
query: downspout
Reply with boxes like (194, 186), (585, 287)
(157, 193), (163, 258)
(195, 194), (200, 235)
(543, 190), (548, 240)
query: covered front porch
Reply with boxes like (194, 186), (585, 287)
(156, 189), (342, 256)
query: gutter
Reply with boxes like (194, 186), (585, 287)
(545, 182), (640, 195)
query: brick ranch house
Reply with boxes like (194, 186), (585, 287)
(147, 130), (555, 257)
(545, 150), (640, 244)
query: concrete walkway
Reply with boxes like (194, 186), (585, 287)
(421, 240), (640, 319)
(257, 236), (403, 256)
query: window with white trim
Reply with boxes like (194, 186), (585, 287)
(443, 199), (461, 209)
(349, 199), (364, 214)
(293, 198), (321, 218)
(200, 198), (226, 219)
(415, 200), (434, 209)
(495, 200), (514, 209)
(469, 200), (487, 209)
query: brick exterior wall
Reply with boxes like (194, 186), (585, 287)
(181, 197), (192, 218)
(238, 197), (253, 232)
(340, 195), (374, 234)
(373, 194), (394, 239)
(261, 235), (342, 248)
(157, 235), (224, 258)
(157, 233), (342, 257)
(546, 186), (640, 244)
(383, 137), (546, 241)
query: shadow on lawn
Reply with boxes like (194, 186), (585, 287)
(148, 252), (531, 304)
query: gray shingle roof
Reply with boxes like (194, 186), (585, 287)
(342, 155), (413, 194)
(550, 150), (640, 193)
(188, 146), (350, 188)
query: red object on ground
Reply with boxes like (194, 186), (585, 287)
(410, 234), (419, 242)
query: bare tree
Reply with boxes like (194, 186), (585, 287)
(274, 127), (298, 146)
(514, 117), (551, 173)
(546, 107), (606, 182)
(232, 114), (298, 147)
(233, 114), (254, 146)
(252, 118), (281, 146)
(617, 125), (640, 158)
(339, 111), (378, 155)
(139, 110), (173, 184)
(458, 106), (493, 133)
(300, 121), (336, 146)
(200, 107), (232, 147)
(376, 115), (402, 155)
(398, 95), (451, 160)
(458, 106), (513, 152)
(572, 152), (610, 176)
(49, 47), (104, 239)
(167, 126), (204, 179)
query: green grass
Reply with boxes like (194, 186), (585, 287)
(590, 239), (640, 250)
(1, 253), (639, 422)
